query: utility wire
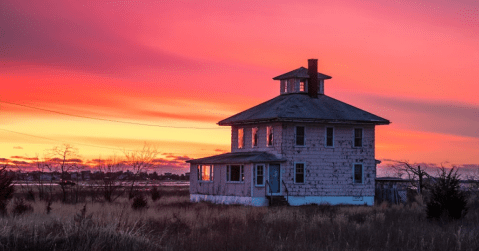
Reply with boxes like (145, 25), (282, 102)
(0, 128), (210, 156)
(0, 100), (229, 130)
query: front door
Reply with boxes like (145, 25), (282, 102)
(268, 164), (281, 194)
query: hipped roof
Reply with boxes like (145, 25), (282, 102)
(218, 93), (390, 126)
(186, 151), (286, 164)
(272, 67), (332, 80)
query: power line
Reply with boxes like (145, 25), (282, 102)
(0, 128), (211, 156)
(0, 100), (229, 130)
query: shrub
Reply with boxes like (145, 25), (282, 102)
(13, 198), (34, 216)
(46, 200), (52, 214)
(0, 165), (14, 215)
(426, 167), (468, 220)
(26, 190), (35, 201)
(132, 195), (148, 210)
(150, 186), (161, 201)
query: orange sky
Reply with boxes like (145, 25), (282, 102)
(1, 0), (478, 174)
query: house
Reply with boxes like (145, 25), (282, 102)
(187, 59), (390, 206)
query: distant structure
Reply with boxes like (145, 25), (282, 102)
(187, 59), (390, 206)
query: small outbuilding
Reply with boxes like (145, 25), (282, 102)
(187, 59), (390, 206)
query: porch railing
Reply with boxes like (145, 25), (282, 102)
(282, 180), (289, 204)
(265, 180), (273, 205)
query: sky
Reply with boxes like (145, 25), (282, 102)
(1, 0), (478, 174)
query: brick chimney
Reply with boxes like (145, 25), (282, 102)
(308, 59), (318, 98)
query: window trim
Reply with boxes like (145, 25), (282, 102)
(266, 126), (273, 147)
(252, 127), (258, 147)
(238, 128), (244, 149)
(353, 128), (363, 148)
(294, 162), (305, 184)
(352, 163), (363, 184)
(226, 164), (245, 183)
(325, 127), (334, 148)
(255, 164), (265, 187)
(295, 126), (305, 147)
(197, 165), (213, 182)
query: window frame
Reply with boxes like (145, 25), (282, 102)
(197, 165), (213, 182)
(266, 126), (273, 147)
(353, 163), (363, 184)
(325, 127), (334, 147)
(226, 164), (245, 183)
(252, 127), (258, 147)
(353, 128), (363, 148)
(294, 162), (305, 184)
(238, 128), (244, 149)
(255, 164), (265, 187)
(295, 126), (305, 146)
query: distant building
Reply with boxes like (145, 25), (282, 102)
(187, 59), (390, 206)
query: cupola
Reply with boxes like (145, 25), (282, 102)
(272, 59), (332, 97)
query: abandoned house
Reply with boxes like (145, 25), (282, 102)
(187, 59), (390, 206)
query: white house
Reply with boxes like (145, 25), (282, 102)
(187, 59), (390, 206)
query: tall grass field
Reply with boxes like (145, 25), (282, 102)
(1, 186), (479, 251)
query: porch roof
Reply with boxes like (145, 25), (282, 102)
(186, 151), (286, 164)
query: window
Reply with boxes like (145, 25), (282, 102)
(284, 81), (288, 93)
(238, 128), (244, 149)
(300, 81), (305, 92)
(255, 165), (264, 186)
(326, 127), (334, 147)
(252, 127), (258, 147)
(295, 163), (305, 184)
(227, 165), (244, 182)
(353, 164), (363, 184)
(354, 128), (363, 147)
(296, 126), (305, 146)
(197, 165), (213, 181)
(267, 126), (273, 146)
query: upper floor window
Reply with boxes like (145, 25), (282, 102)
(238, 128), (244, 149)
(252, 127), (258, 147)
(300, 81), (305, 92)
(284, 81), (288, 93)
(353, 164), (363, 184)
(197, 165), (213, 181)
(295, 163), (305, 184)
(267, 126), (273, 146)
(296, 126), (305, 146)
(354, 128), (363, 147)
(227, 165), (244, 182)
(255, 165), (264, 186)
(326, 127), (334, 147)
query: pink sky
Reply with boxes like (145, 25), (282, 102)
(1, 0), (478, 174)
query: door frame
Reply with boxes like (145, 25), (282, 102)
(267, 163), (282, 195)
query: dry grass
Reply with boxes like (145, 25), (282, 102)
(1, 187), (479, 251)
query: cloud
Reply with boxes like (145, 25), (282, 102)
(10, 156), (38, 161)
(0, 1), (208, 77)
(357, 94), (479, 139)
(13, 146), (23, 149)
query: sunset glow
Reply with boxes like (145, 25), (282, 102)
(1, 0), (478, 173)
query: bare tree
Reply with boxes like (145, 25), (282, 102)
(390, 160), (431, 195)
(46, 144), (80, 202)
(124, 144), (158, 198)
(0, 165), (14, 215)
(97, 156), (125, 202)
(33, 154), (49, 200)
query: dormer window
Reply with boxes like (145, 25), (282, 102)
(300, 81), (305, 92)
(284, 81), (288, 93)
